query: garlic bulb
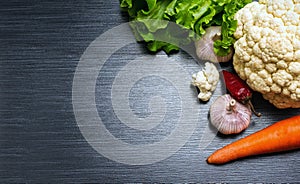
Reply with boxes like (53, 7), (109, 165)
(195, 26), (233, 63)
(209, 94), (252, 135)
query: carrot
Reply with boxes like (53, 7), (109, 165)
(207, 115), (300, 164)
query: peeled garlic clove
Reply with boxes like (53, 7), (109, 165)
(195, 26), (233, 63)
(209, 94), (252, 135)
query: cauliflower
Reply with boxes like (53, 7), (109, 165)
(192, 62), (219, 101)
(233, 0), (300, 108)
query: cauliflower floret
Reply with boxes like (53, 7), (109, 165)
(192, 62), (219, 101)
(233, 0), (300, 108)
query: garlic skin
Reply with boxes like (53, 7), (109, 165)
(195, 26), (233, 63)
(209, 94), (251, 135)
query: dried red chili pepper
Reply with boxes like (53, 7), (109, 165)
(222, 70), (261, 117)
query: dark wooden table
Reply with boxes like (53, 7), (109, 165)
(1, 1), (299, 183)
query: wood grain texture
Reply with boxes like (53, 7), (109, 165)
(0, 0), (299, 183)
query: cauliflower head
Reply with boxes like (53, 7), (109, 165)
(233, 0), (300, 109)
(192, 62), (219, 101)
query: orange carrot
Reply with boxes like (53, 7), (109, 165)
(207, 115), (300, 164)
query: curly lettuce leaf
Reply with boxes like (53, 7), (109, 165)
(213, 0), (252, 56)
(120, 0), (252, 55)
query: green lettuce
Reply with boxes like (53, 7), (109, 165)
(120, 0), (252, 55)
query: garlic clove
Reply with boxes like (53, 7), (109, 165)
(209, 94), (252, 135)
(195, 26), (233, 63)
